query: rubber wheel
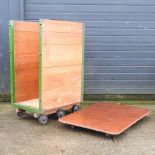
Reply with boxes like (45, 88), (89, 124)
(56, 109), (65, 119)
(38, 114), (48, 125)
(71, 105), (80, 113)
(16, 111), (25, 118)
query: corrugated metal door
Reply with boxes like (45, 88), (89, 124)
(0, 0), (23, 94)
(24, 0), (155, 94)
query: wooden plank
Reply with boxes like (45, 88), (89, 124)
(42, 65), (82, 110)
(42, 86), (81, 110)
(41, 20), (83, 110)
(42, 66), (81, 91)
(42, 19), (83, 33)
(14, 55), (39, 64)
(15, 63), (39, 84)
(59, 103), (151, 135)
(42, 32), (82, 45)
(42, 45), (82, 67)
(14, 21), (39, 102)
(15, 81), (39, 102)
(14, 31), (39, 55)
(14, 21), (39, 32)
(18, 99), (39, 109)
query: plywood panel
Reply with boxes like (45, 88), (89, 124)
(14, 21), (39, 32)
(41, 20), (83, 110)
(18, 99), (39, 109)
(14, 21), (39, 102)
(14, 32), (39, 56)
(42, 86), (81, 110)
(42, 45), (82, 67)
(42, 19), (83, 33)
(15, 81), (39, 102)
(42, 66), (81, 91)
(15, 63), (38, 83)
(59, 103), (151, 135)
(42, 32), (82, 45)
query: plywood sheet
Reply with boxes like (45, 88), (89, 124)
(42, 86), (81, 110)
(41, 20), (83, 111)
(18, 99), (39, 109)
(42, 45), (82, 67)
(59, 103), (151, 135)
(42, 32), (82, 45)
(15, 81), (38, 102)
(42, 66), (81, 91)
(42, 20), (83, 67)
(14, 21), (39, 102)
(42, 19), (83, 33)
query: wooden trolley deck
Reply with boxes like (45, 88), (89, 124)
(59, 103), (151, 135)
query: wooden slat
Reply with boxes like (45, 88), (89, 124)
(15, 63), (39, 84)
(14, 21), (39, 102)
(42, 45), (82, 67)
(42, 86), (81, 110)
(15, 81), (39, 102)
(59, 103), (151, 135)
(42, 66), (81, 91)
(42, 32), (82, 45)
(42, 19), (83, 33)
(14, 21), (39, 32)
(18, 99), (39, 109)
(14, 31), (39, 55)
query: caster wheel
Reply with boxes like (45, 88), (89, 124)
(56, 109), (65, 119)
(38, 114), (48, 125)
(71, 125), (75, 129)
(71, 105), (80, 113)
(16, 111), (25, 118)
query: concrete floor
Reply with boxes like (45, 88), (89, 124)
(0, 102), (155, 155)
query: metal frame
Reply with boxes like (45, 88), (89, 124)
(9, 20), (15, 104)
(81, 24), (85, 101)
(39, 19), (43, 113)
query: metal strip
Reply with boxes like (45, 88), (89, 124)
(39, 19), (43, 113)
(13, 103), (40, 113)
(81, 24), (85, 101)
(9, 20), (15, 104)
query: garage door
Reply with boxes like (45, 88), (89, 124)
(24, 0), (155, 94)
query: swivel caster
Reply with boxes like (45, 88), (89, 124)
(16, 110), (25, 118)
(38, 114), (48, 125)
(71, 105), (80, 113)
(56, 109), (65, 119)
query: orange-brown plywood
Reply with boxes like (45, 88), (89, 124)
(42, 86), (81, 110)
(42, 66), (81, 90)
(42, 20), (83, 33)
(18, 99), (39, 109)
(15, 82), (38, 102)
(14, 21), (39, 102)
(59, 103), (151, 135)
(42, 45), (82, 67)
(41, 19), (83, 110)
(42, 32), (82, 45)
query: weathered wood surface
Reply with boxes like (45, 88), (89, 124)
(14, 21), (39, 102)
(59, 103), (151, 135)
(42, 45), (82, 67)
(42, 19), (83, 110)
(18, 99), (39, 109)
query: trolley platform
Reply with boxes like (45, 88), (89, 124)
(59, 103), (150, 135)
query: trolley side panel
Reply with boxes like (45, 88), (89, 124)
(41, 19), (83, 111)
(13, 21), (39, 102)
